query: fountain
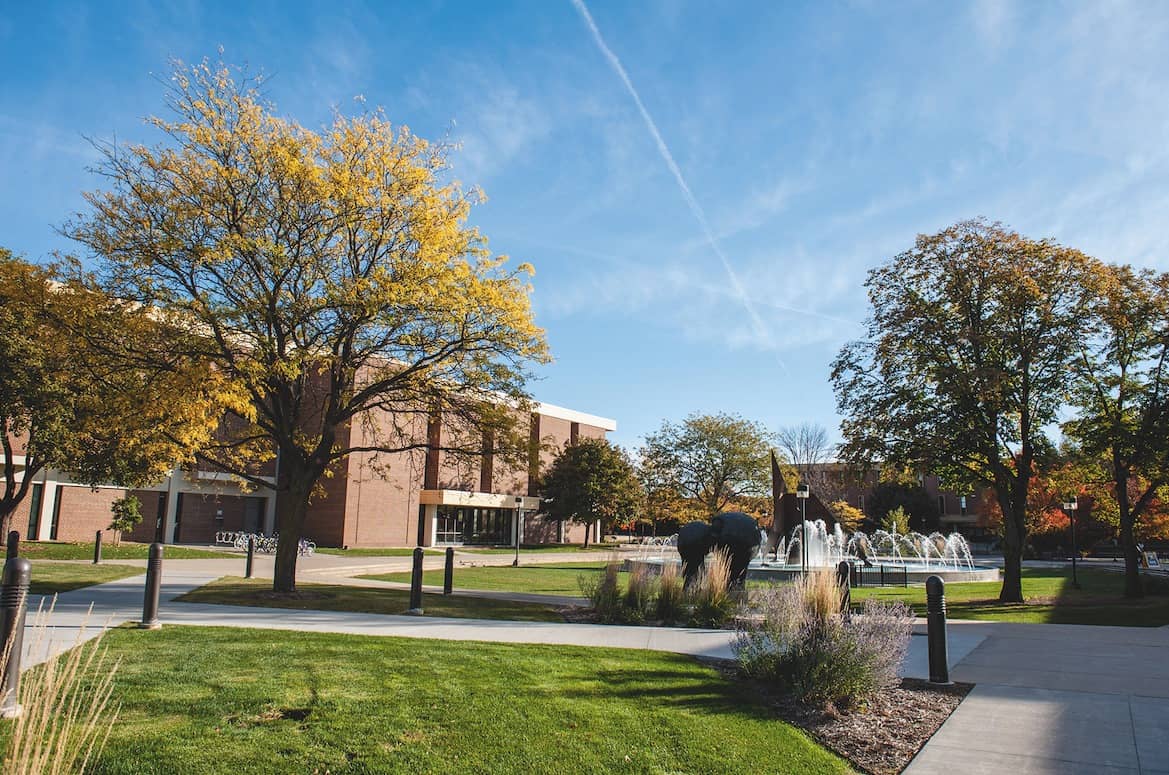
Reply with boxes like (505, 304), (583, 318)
(628, 519), (998, 583)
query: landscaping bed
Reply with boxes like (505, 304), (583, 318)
(709, 656), (970, 774)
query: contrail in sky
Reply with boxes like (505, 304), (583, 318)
(569, 0), (782, 364)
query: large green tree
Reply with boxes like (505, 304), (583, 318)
(832, 220), (1092, 602)
(539, 439), (642, 547)
(638, 412), (772, 516)
(65, 60), (548, 591)
(0, 250), (224, 534)
(1064, 264), (1169, 598)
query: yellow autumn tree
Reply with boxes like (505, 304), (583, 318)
(0, 250), (228, 534)
(65, 59), (549, 591)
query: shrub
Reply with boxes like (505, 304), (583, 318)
(623, 565), (656, 623)
(689, 549), (737, 627)
(579, 563), (622, 623)
(655, 562), (685, 623)
(735, 570), (913, 708)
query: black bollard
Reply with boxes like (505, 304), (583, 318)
(443, 547), (454, 595)
(245, 536), (255, 579)
(0, 556), (31, 717)
(408, 547), (424, 614)
(5, 531), (18, 561)
(139, 542), (164, 630)
(836, 560), (851, 618)
(926, 575), (951, 685)
(93, 530), (103, 565)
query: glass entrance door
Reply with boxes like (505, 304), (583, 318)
(435, 506), (513, 545)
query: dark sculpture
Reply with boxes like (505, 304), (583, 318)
(677, 511), (762, 589)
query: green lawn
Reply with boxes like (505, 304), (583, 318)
(18, 541), (236, 560)
(4, 626), (850, 774)
(362, 561), (626, 596)
(851, 567), (1169, 626)
(28, 562), (143, 595)
(177, 577), (566, 622)
(313, 547), (439, 557)
(457, 543), (621, 555)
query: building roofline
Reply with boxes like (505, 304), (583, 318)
(535, 402), (617, 432)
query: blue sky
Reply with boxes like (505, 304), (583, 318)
(3, 1), (1169, 450)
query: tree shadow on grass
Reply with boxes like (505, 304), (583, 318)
(553, 663), (781, 721)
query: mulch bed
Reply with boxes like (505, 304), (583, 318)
(558, 607), (973, 772)
(770, 678), (972, 774)
(705, 659), (972, 775)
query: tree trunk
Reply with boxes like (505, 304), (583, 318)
(582, 520), (591, 549)
(1114, 467), (1144, 599)
(273, 480), (312, 593)
(998, 499), (1026, 603)
(1121, 523), (1143, 599)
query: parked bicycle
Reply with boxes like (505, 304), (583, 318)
(217, 531), (314, 556)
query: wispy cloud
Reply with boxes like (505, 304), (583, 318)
(569, 0), (783, 365)
(449, 76), (551, 184)
(971, 0), (1016, 50)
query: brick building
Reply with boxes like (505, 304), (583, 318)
(6, 402), (616, 549)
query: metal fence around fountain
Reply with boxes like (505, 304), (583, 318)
(848, 561), (909, 588)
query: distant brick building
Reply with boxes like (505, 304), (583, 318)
(6, 402), (615, 548)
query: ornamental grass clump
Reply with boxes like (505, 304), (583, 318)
(2, 600), (121, 774)
(622, 565), (656, 623)
(654, 561), (685, 623)
(735, 569), (913, 709)
(579, 562), (622, 623)
(688, 549), (736, 627)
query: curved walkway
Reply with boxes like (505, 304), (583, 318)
(21, 559), (983, 674)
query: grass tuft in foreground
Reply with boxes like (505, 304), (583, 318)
(2, 603), (120, 774)
(37, 626), (851, 774)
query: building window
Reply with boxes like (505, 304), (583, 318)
(49, 485), (64, 540)
(27, 483), (43, 539)
(938, 495), (946, 517)
(155, 492), (167, 542)
(174, 493), (185, 542)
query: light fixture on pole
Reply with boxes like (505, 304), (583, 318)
(796, 483), (810, 574)
(1062, 497), (1080, 589)
(513, 496), (524, 567)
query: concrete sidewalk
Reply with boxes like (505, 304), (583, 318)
(906, 620), (1169, 774)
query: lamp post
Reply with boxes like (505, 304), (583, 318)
(513, 496), (523, 567)
(796, 482), (810, 574)
(1063, 497), (1080, 590)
